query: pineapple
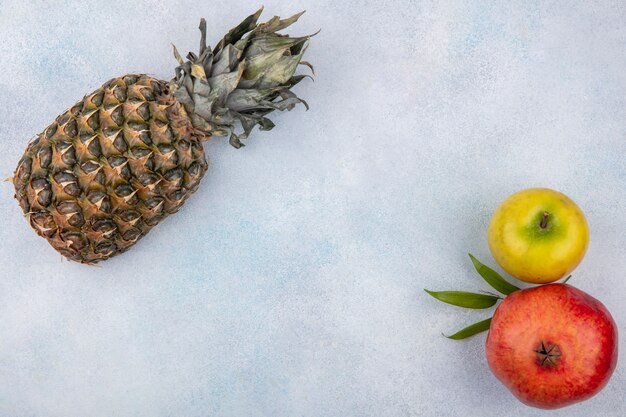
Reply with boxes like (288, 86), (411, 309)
(12, 8), (313, 263)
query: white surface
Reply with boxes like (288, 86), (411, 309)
(0, 1), (624, 416)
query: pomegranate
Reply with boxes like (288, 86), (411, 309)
(486, 284), (618, 409)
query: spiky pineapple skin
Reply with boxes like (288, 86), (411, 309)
(13, 74), (208, 263)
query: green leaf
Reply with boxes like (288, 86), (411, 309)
(424, 290), (499, 309)
(446, 318), (492, 340)
(468, 254), (519, 295)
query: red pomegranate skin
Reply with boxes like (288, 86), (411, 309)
(486, 283), (618, 409)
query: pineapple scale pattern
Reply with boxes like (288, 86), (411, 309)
(13, 75), (208, 263)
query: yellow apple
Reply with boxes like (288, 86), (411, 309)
(487, 188), (589, 284)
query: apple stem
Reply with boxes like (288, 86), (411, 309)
(539, 211), (550, 229)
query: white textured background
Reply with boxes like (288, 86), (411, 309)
(0, 1), (624, 416)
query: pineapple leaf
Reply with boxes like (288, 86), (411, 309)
(299, 60), (315, 75)
(172, 9), (313, 146)
(172, 44), (184, 65)
(199, 18), (208, 54)
(214, 7), (264, 55)
(254, 11), (306, 34)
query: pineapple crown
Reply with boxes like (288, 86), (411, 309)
(171, 7), (314, 148)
